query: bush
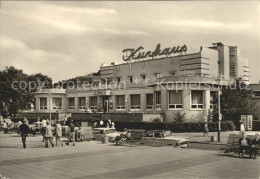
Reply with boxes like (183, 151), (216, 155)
(114, 121), (235, 133)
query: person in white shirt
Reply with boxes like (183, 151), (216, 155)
(240, 121), (245, 135)
(45, 121), (54, 148)
(41, 118), (47, 142)
(55, 121), (63, 147)
(99, 120), (104, 127)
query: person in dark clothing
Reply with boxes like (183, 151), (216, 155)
(238, 133), (251, 157)
(250, 133), (260, 159)
(19, 119), (30, 149)
(66, 120), (75, 146)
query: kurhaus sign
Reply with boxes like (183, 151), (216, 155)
(122, 43), (187, 62)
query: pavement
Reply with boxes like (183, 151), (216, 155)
(0, 132), (260, 179)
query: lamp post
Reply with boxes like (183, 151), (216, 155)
(217, 77), (222, 142)
(49, 92), (52, 125)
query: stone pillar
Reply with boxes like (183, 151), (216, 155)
(183, 89), (190, 111)
(35, 97), (39, 112)
(161, 89), (167, 112)
(141, 93), (146, 112)
(62, 96), (66, 112)
(125, 94), (130, 112)
(204, 90), (211, 111)
(111, 95), (115, 112)
(75, 97), (79, 111)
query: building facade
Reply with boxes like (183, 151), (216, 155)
(30, 42), (249, 122)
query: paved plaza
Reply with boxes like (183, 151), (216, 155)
(0, 133), (259, 179)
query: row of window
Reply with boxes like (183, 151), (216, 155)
(39, 91), (217, 110)
(117, 73), (162, 84)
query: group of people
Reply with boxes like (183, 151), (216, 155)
(238, 132), (260, 158)
(18, 117), (76, 149)
(99, 119), (115, 128)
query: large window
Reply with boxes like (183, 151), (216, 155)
(68, 98), (75, 110)
(40, 98), (47, 110)
(78, 97), (86, 110)
(191, 90), (204, 109)
(169, 91), (183, 109)
(155, 91), (161, 109)
(131, 94), (140, 110)
(116, 95), (125, 110)
(52, 98), (62, 110)
(146, 94), (153, 110)
(90, 97), (98, 111)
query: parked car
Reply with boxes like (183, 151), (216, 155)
(140, 130), (190, 147)
(92, 127), (120, 141)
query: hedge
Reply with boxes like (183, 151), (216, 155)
(114, 121), (236, 133)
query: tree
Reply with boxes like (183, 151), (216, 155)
(0, 66), (52, 117)
(220, 78), (256, 128)
(173, 111), (186, 123)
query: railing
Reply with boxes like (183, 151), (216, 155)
(52, 106), (62, 110)
(131, 105), (141, 110)
(191, 104), (204, 109)
(40, 106), (47, 110)
(78, 106), (86, 110)
(155, 104), (161, 109)
(168, 104), (183, 109)
(90, 106), (98, 111)
(146, 105), (153, 110)
(116, 106), (125, 110)
(69, 106), (75, 110)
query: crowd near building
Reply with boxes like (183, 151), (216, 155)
(24, 42), (251, 123)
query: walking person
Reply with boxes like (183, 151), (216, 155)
(99, 120), (104, 127)
(19, 119), (30, 149)
(203, 123), (209, 137)
(45, 121), (54, 148)
(66, 120), (75, 146)
(55, 121), (63, 147)
(41, 118), (47, 142)
(240, 121), (245, 135)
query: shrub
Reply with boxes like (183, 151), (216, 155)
(173, 112), (186, 123)
(114, 121), (235, 133)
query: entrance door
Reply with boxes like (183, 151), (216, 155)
(103, 96), (109, 113)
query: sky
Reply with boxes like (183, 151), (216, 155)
(0, 1), (260, 83)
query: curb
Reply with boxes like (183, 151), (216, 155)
(190, 141), (226, 146)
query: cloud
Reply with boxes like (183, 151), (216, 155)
(57, 6), (118, 15)
(161, 19), (254, 31)
(103, 28), (151, 36)
(129, 30), (151, 36)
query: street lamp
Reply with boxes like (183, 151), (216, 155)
(217, 77), (222, 142)
(49, 92), (52, 125)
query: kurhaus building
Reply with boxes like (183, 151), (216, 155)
(28, 42), (249, 123)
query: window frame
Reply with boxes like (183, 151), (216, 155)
(190, 90), (205, 110)
(146, 93), (153, 110)
(155, 91), (161, 109)
(78, 97), (86, 110)
(130, 94), (141, 111)
(52, 97), (62, 110)
(90, 96), (98, 111)
(116, 95), (126, 110)
(168, 90), (183, 110)
(68, 98), (75, 110)
(39, 97), (47, 110)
